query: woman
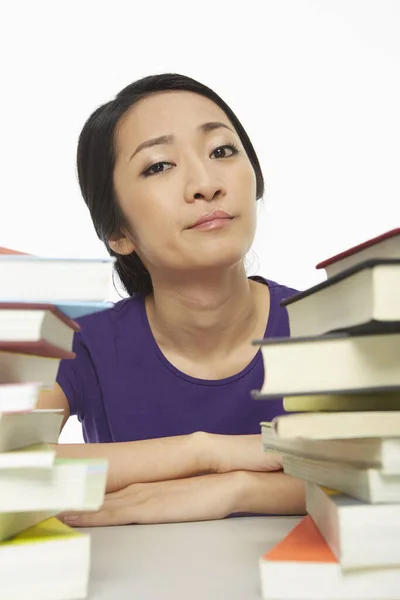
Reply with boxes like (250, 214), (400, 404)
(40, 73), (305, 525)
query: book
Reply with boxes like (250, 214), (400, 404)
(0, 409), (63, 452)
(316, 227), (400, 278)
(259, 515), (400, 600)
(0, 457), (108, 512)
(0, 254), (115, 302)
(0, 299), (114, 320)
(0, 510), (63, 542)
(261, 421), (400, 474)
(50, 300), (114, 319)
(0, 351), (62, 388)
(282, 391), (400, 412)
(0, 382), (41, 412)
(270, 411), (400, 440)
(0, 246), (27, 255)
(0, 443), (55, 469)
(282, 259), (400, 337)
(0, 303), (80, 358)
(306, 483), (400, 570)
(0, 517), (90, 599)
(252, 331), (400, 397)
(283, 454), (400, 503)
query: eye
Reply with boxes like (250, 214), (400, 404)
(142, 162), (174, 177)
(210, 144), (239, 159)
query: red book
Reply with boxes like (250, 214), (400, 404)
(316, 228), (400, 278)
(0, 303), (79, 359)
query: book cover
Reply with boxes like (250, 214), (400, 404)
(0, 247), (28, 255)
(260, 515), (400, 599)
(0, 303), (81, 330)
(262, 515), (335, 563)
(0, 382), (41, 413)
(306, 483), (400, 570)
(282, 391), (400, 412)
(252, 331), (400, 397)
(316, 228), (400, 270)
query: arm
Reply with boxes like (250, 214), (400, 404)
(38, 384), (283, 493)
(59, 471), (305, 526)
(56, 435), (283, 494)
(38, 384), (211, 491)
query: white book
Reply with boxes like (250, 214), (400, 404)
(0, 255), (114, 302)
(261, 421), (400, 474)
(0, 518), (90, 599)
(0, 382), (41, 412)
(0, 351), (61, 388)
(269, 411), (400, 440)
(316, 227), (400, 278)
(253, 331), (400, 397)
(0, 443), (55, 469)
(0, 409), (63, 452)
(306, 483), (400, 570)
(260, 516), (400, 600)
(0, 306), (78, 350)
(283, 453), (400, 503)
(0, 458), (108, 512)
(282, 260), (400, 337)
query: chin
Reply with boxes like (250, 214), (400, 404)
(190, 242), (252, 271)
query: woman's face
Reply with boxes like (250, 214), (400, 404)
(112, 91), (257, 276)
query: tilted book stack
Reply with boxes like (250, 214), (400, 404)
(0, 247), (114, 599)
(252, 229), (400, 599)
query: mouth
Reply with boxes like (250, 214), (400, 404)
(187, 210), (234, 231)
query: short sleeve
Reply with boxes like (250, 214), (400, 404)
(56, 331), (96, 422)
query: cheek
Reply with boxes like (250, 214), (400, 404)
(121, 191), (178, 260)
(233, 160), (257, 198)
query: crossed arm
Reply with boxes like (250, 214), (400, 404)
(41, 384), (305, 527)
(56, 431), (305, 527)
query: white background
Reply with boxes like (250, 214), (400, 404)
(0, 0), (398, 443)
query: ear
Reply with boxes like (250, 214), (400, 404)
(108, 232), (136, 256)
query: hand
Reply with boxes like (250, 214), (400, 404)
(59, 471), (243, 527)
(207, 433), (283, 474)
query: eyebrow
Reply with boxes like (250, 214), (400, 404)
(129, 121), (235, 161)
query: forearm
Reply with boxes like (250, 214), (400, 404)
(60, 470), (305, 527)
(55, 432), (282, 494)
(234, 471), (306, 515)
(55, 432), (209, 493)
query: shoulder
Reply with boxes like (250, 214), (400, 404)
(250, 275), (299, 338)
(250, 275), (299, 303)
(74, 293), (145, 343)
(266, 278), (299, 303)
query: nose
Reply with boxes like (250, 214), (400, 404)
(183, 159), (226, 204)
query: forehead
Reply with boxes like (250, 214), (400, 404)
(116, 91), (232, 149)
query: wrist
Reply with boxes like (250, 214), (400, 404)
(228, 470), (253, 514)
(189, 431), (215, 475)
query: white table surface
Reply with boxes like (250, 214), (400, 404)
(83, 516), (301, 599)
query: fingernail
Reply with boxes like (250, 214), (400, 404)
(60, 515), (79, 523)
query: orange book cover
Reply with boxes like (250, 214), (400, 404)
(262, 516), (336, 563)
(0, 247), (29, 255)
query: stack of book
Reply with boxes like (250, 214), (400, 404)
(252, 228), (400, 600)
(0, 247), (114, 599)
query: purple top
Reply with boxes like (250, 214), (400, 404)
(57, 277), (298, 443)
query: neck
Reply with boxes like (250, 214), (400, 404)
(146, 263), (263, 357)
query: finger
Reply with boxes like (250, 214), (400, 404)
(58, 505), (137, 527)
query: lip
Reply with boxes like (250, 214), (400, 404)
(188, 210), (234, 230)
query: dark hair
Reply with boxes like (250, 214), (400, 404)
(77, 73), (265, 296)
